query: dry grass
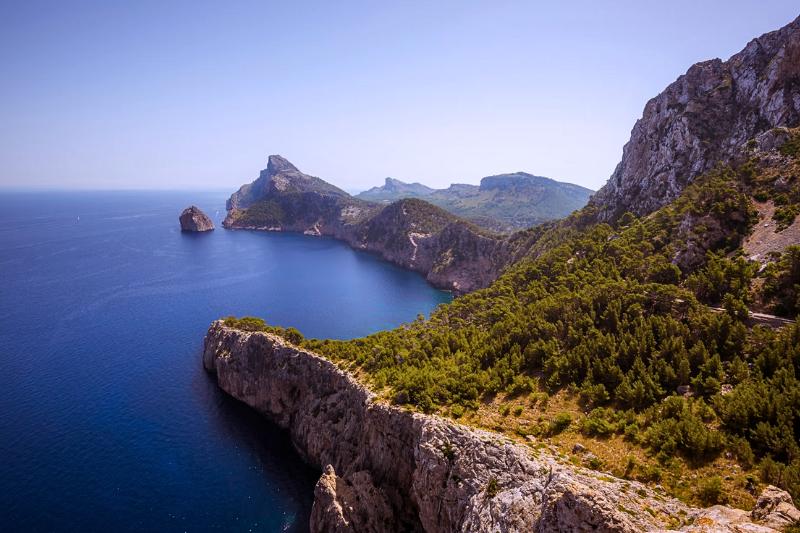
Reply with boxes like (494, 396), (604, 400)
(441, 389), (760, 510)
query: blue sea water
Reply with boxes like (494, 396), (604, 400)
(0, 191), (451, 532)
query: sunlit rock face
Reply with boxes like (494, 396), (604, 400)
(179, 205), (214, 232)
(591, 16), (800, 221)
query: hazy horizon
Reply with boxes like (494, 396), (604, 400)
(2, 1), (798, 192)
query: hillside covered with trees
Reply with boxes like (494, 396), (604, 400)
(225, 128), (800, 508)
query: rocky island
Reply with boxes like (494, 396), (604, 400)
(179, 205), (214, 232)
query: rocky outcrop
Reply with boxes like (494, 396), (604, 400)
(752, 486), (800, 530)
(179, 205), (214, 232)
(591, 15), (800, 221)
(203, 322), (797, 532)
(223, 156), (535, 292)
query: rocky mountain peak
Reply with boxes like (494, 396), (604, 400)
(384, 177), (403, 189)
(266, 155), (298, 175)
(591, 15), (800, 221)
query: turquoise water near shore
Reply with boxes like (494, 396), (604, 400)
(0, 191), (451, 532)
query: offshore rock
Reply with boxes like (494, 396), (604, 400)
(202, 321), (797, 532)
(179, 205), (214, 232)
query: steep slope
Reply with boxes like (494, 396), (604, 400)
(591, 15), (800, 221)
(224, 157), (534, 292)
(224, 155), (378, 234)
(204, 320), (799, 532)
(357, 173), (593, 232)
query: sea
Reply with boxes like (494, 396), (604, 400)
(0, 190), (451, 532)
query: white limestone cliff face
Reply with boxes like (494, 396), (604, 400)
(202, 321), (796, 532)
(591, 16), (800, 221)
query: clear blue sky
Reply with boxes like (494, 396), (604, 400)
(1, 1), (798, 192)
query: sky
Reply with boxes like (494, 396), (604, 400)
(1, 1), (798, 192)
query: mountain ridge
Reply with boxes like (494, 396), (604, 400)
(356, 172), (593, 232)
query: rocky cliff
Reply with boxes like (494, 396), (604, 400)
(223, 156), (532, 292)
(179, 205), (214, 232)
(591, 15), (800, 221)
(203, 321), (798, 532)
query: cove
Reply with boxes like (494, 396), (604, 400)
(0, 190), (452, 532)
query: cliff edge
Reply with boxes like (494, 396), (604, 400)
(203, 321), (797, 532)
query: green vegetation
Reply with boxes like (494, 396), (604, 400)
(762, 246), (800, 316)
(779, 130), (800, 158)
(696, 476), (726, 505)
(221, 316), (304, 344)
(223, 147), (800, 506)
(751, 128), (800, 230)
(356, 173), (593, 233)
(485, 477), (499, 499)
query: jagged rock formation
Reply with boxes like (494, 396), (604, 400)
(357, 173), (593, 232)
(179, 205), (214, 232)
(203, 321), (796, 532)
(591, 15), (800, 221)
(227, 155), (350, 211)
(223, 156), (540, 292)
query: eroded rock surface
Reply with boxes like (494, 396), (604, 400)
(202, 322), (798, 532)
(179, 205), (214, 232)
(591, 16), (800, 221)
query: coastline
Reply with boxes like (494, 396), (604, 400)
(202, 320), (787, 532)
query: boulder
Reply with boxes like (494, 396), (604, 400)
(179, 205), (214, 232)
(751, 485), (800, 529)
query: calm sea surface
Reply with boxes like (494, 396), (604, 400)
(0, 191), (451, 532)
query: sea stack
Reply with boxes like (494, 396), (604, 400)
(179, 205), (214, 232)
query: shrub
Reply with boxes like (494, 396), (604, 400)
(485, 477), (499, 499)
(581, 408), (617, 437)
(548, 413), (572, 435)
(696, 476), (726, 505)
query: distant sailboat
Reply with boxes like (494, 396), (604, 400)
(77, 216), (80, 222)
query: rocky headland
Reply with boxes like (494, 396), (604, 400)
(179, 205), (214, 232)
(223, 156), (541, 292)
(203, 321), (799, 532)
